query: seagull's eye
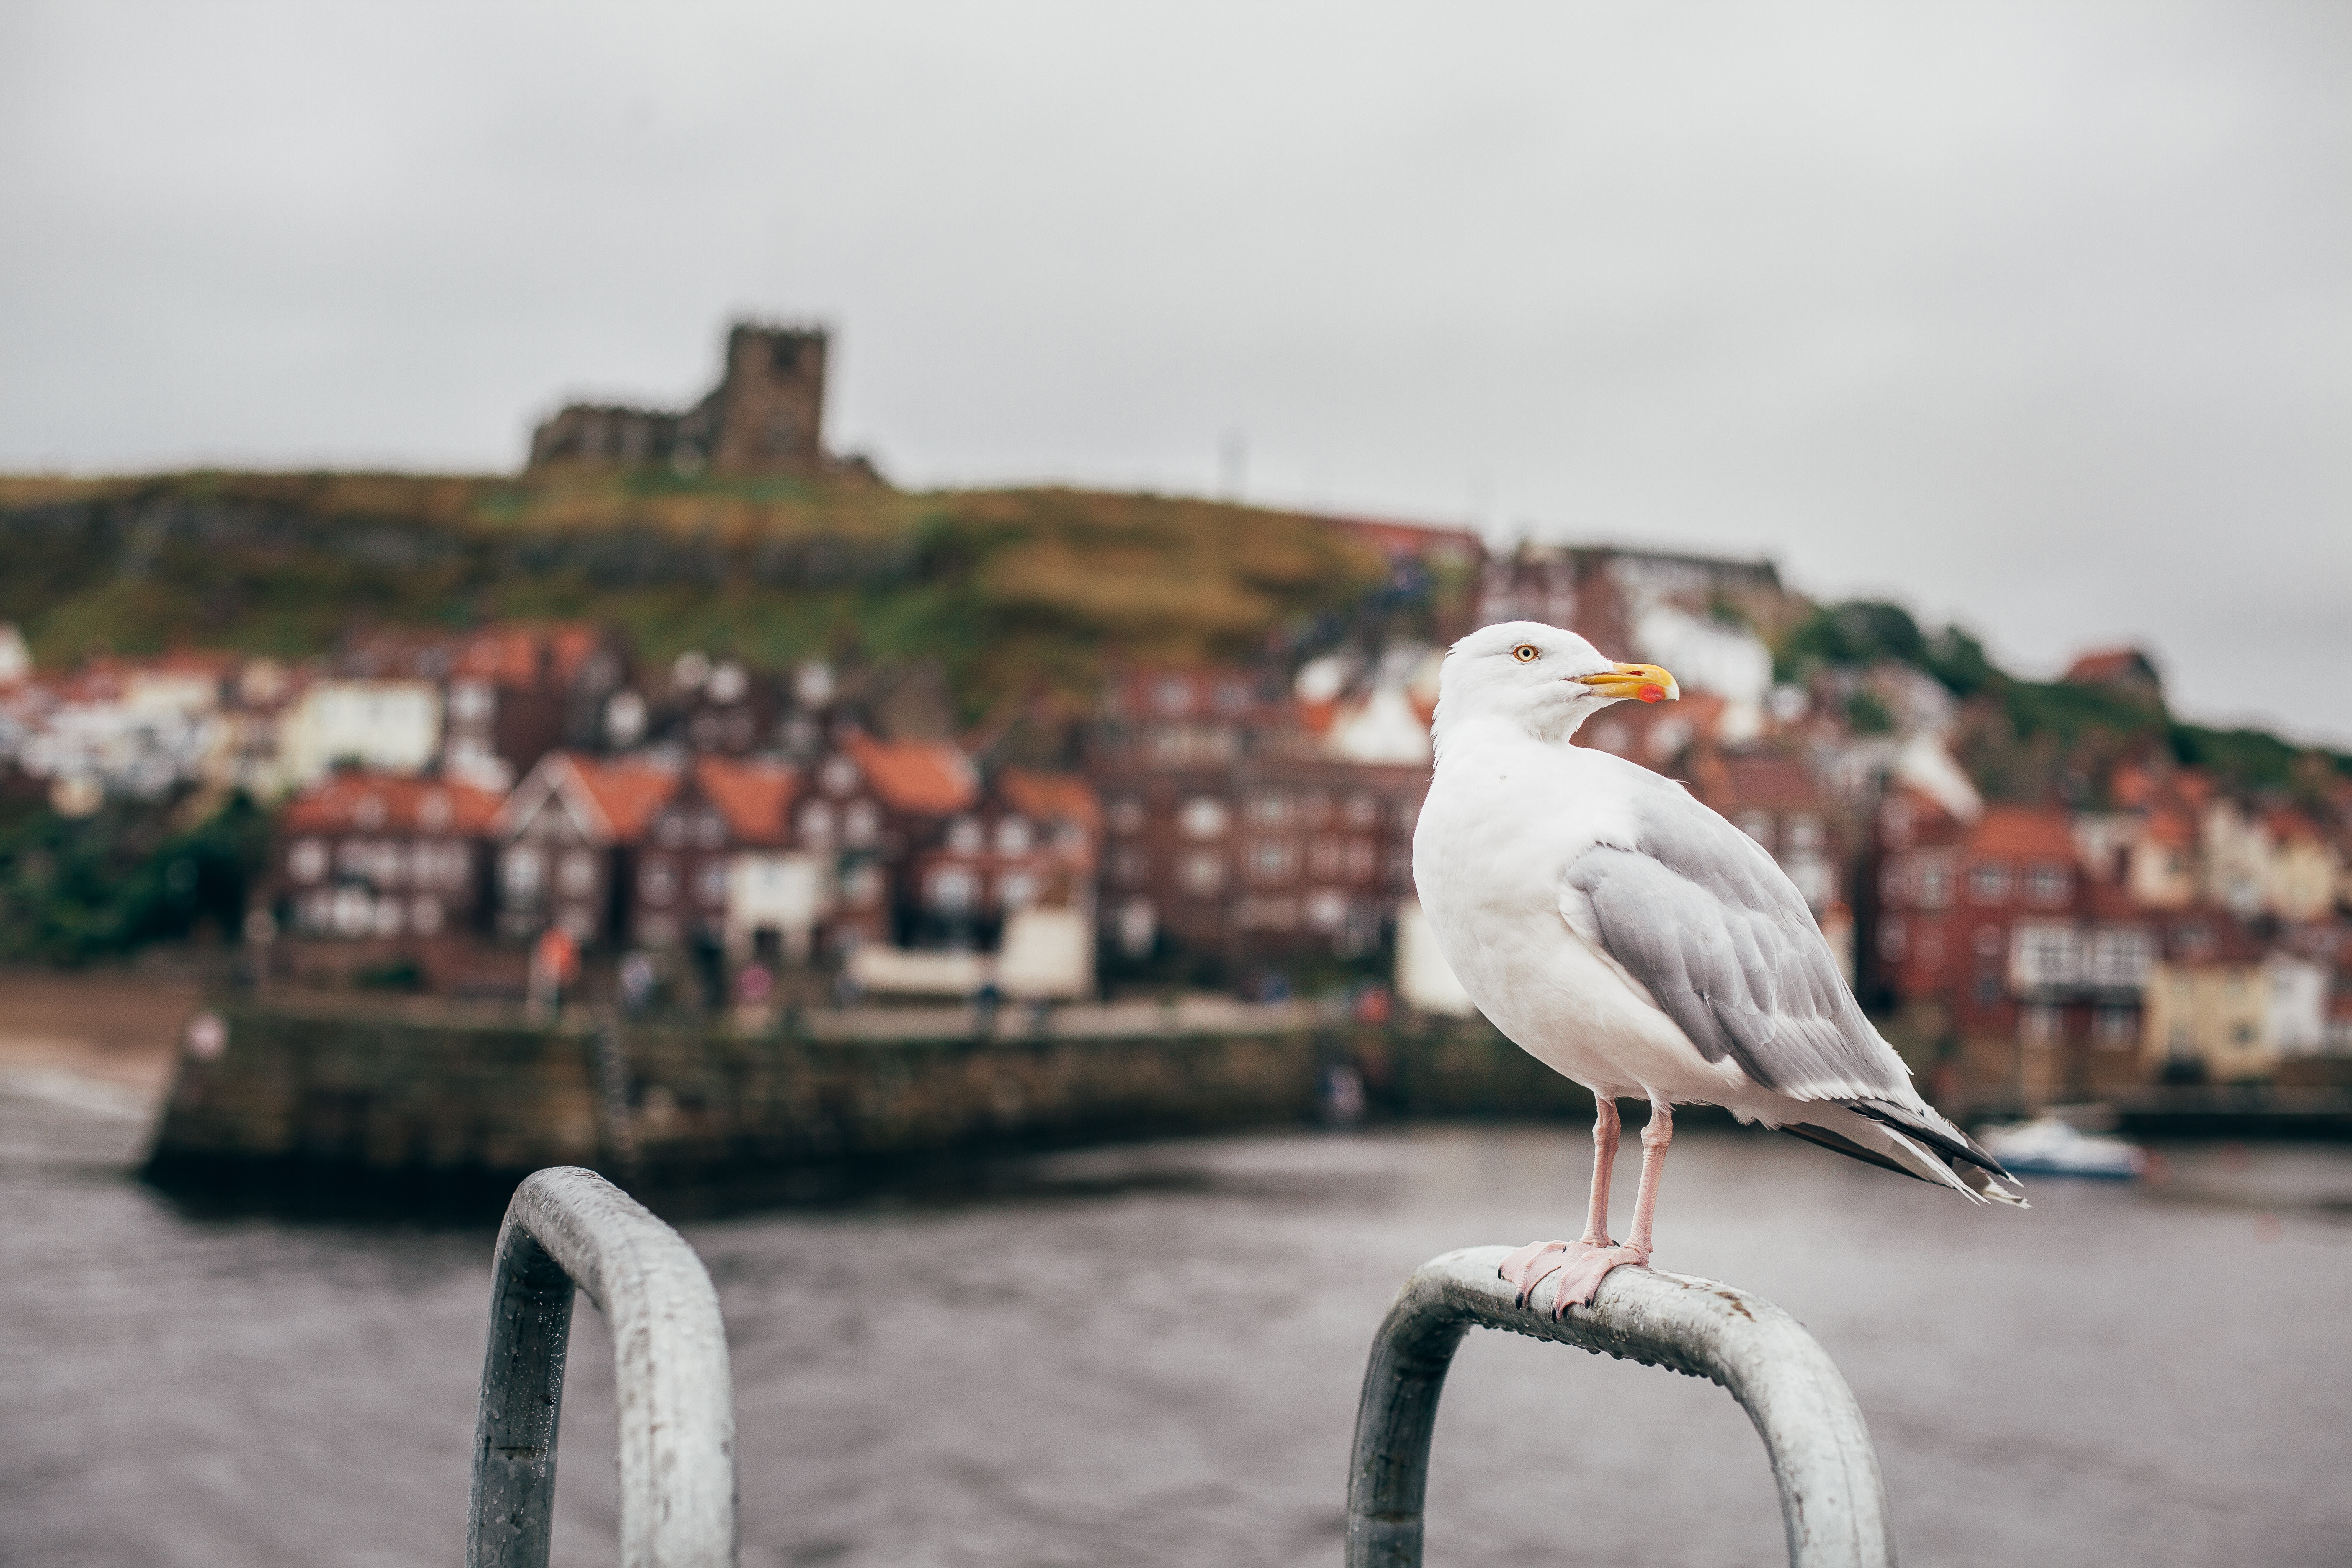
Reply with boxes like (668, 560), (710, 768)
(1511, 643), (1540, 663)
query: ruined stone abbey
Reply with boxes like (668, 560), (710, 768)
(527, 321), (836, 477)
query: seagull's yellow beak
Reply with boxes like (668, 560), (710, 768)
(1573, 662), (1680, 704)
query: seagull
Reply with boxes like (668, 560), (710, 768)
(1412, 621), (2023, 1316)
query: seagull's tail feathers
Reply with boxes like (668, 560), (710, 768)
(1782, 1099), (2029, 1208)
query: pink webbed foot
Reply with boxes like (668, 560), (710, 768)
(1497, 1238), (1651, 1318)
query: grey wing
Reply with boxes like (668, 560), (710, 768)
(1562, 793), (1909, 1101)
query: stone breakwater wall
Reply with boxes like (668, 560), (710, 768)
(142, 1003), (1597, 1197)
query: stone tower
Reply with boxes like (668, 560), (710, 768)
(526, 320), (833, 477)
(699, 325), (828, 476)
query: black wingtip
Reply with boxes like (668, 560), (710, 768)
(1846, 1098), (2014, 1181)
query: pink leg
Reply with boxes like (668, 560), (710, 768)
(1500, 1097), (1654, 1318)
(1581, 1096), (1621, 1247)
(1623, 1098), (1672, 1258)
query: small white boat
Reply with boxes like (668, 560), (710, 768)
(1975, 1116), (2147, 1180)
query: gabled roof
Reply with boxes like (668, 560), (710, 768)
(283, 772), (504, 836)
(693, 757), (799, 846)
(496, 751), (679, 844)
(841, 732), (979, 815)
(568, 756), (679, 841)
(997, 768), (1101, 833)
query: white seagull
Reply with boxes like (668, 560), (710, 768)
(1413, 621), (2024, 1315)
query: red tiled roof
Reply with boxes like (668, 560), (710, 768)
(2063, 647), (2159, 687)
(842, 732), (979, 815)
(997, 768), (1101, 833)
(564, 755), (680, 841)
(283, 773), (504, 835)
(694, 757), (799, 846)
(1967, 805), (2075, 859)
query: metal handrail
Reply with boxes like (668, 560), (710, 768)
(467, 1168), (738, 1568)
(1347, 1247), (1894, 1568)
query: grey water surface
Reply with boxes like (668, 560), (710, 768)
(4, 1079), (2348, 1568)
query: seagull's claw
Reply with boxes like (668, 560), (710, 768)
(1499, 1238), (1650, 1319)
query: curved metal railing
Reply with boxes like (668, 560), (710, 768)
(1347, 1246), (1894, 1568)
(467, 1167), (738, 1568)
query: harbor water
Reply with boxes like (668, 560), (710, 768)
(3, 1075), (2349, 1568)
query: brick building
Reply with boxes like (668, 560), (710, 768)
(276, 772), (505, 942)
(491, 753), (680, 945)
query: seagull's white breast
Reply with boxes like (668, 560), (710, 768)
(1412, 725), (1754, 1103)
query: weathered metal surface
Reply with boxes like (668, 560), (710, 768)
(1347, 1246), (1894, 1568)
(467, 1167), (738, 1568)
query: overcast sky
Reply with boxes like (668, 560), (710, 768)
(3, 3), (2346, 743)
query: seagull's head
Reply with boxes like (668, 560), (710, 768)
(1431, 621), (1679, 748)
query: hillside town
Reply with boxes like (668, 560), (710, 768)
(3, 518), (2348, 1111)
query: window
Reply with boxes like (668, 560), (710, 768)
(1111, 846), (1149, 887)
(1178, 850), (1224, 896)
(1246, 792), (1294, 829)
(843, 800), (879, 848)
(1784, 815), (1824, 853)
(931, 866), (979, 914)
(821, 756), (859, 796)
(2016, 924), (2076, 987)
(1880, 863), (1910, 907)
(2094, 1006), (2138, 1049)
(2021, 1004), (2061, 1046)
(2024, 861), (2071, 907)
(1248, 839), (1299, 883)
(1974, 923), (2005, 958)
(1736, 812), (1774, 849)
(1968, 861), (2012, 904)
(1107, 796), (1146, 835)
(2090, 928), (2153, 987)
(998, 872), (1039, 909)
(1917, 928), (1945, 968)
(995, 817), (1033, 856)
(1152, 677), (1192, 715)
(448, 680), (493, 723)
(1915, 862), (1952, 909)
(558, 849), (597, 898)
(289, 838), (327, 884)
(1178, 797), (1229, 839)
(1213, 681), (1250, 713)
(696, 862), (728, 906)
(639, 857), (678, 905)
(947, 817), (984, 854)
(2174, 923), (2214, 959)
(841, 863), (883, 906)
(799, 800), (836, 846)
(695, 812), (726, 849)
(1306, 890), (1349, 931)
(1343, 793), (1379, 828)
(658, 813), (687, 848)
(503, 846), (544, 899)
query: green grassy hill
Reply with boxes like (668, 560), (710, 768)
(0, 469), (1395, 718)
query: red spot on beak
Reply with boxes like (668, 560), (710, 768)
(1638, 683), (1665, 704)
